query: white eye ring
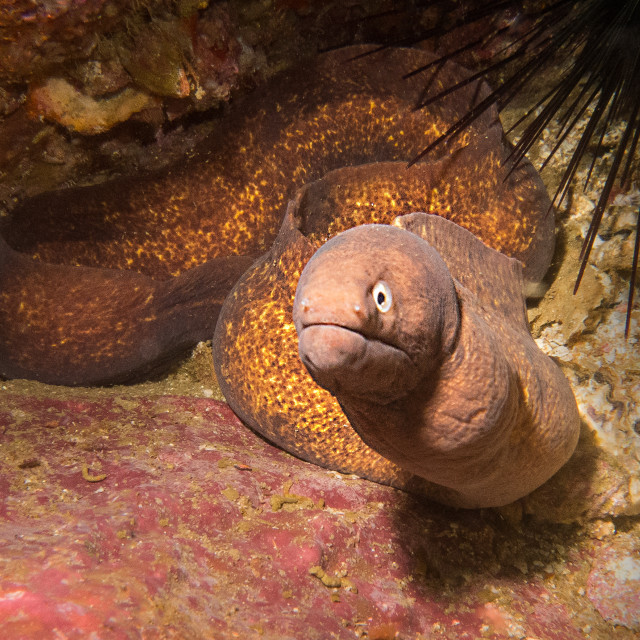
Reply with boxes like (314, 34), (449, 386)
(372, 281), (392, 313)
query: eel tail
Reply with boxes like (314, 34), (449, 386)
(0, 237), (253, 386)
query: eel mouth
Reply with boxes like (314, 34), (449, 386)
(297, 323), (418, 403)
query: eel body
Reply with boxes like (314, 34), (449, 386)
(212, 150), (579, 507)
(1, 45), (530, 384)
(0, 46), (579, 506)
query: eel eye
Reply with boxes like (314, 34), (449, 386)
(372, 281), (392, 313)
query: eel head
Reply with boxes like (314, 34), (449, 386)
(293, 223), (460, 405)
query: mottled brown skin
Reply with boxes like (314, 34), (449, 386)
(0, 46), (575, 504)
(1, 45), (522, 384)
(293, 217), (580, 507)
(0, 242), (253, 384)
(2, 46), (502, 278)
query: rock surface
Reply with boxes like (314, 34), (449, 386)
(0, 390), (638, 639)
(587, 532), (640, 630)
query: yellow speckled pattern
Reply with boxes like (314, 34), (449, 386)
(207, 48), (555, 497)
(5, 46), (502, 279)
(215, 214), (417, 488)
(0, 247), (253, 384)
(294, 141), (554, 281)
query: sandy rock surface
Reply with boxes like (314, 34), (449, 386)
(1, 391), (638, 639)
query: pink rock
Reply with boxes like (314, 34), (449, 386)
(587, 533), (640, 631)
(0, 393), (617, 638)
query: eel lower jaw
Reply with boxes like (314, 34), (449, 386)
(297, 323), (420, 404)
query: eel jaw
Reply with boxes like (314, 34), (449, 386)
(297, 322), (421, 405)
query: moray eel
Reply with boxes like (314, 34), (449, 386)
(293, 217), (579, 507)
(0, 46), (579, 506)
(213, 150), (580, 507)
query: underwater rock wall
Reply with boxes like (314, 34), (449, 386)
(1, 392), (638, 639)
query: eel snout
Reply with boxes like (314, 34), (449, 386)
(296, 322), (419, 404)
